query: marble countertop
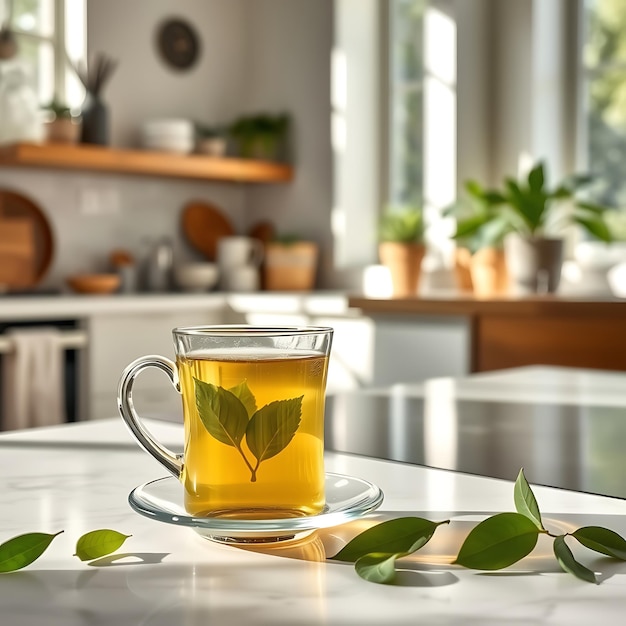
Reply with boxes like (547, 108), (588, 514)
(2, 417), (626, 625)
(325, 366), (626, 499)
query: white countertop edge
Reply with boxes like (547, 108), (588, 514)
(0, 291), (352, 320)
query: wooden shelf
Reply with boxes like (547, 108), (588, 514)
(0, 142), (294, 184)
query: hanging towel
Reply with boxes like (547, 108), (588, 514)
(1, 327), (67, 431)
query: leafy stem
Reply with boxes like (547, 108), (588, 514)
(233, 441), (258, 482)
(330, 467), (626, 585)
(194, 378), (302, 482)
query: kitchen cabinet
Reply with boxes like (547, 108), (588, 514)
(0, 142), (293, 184)
(349, 295), (626, 372)
(87, 309), (222, 421)
(0, 293), (474, 426)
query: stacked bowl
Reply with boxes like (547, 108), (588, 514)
(140, 119), (194, 154)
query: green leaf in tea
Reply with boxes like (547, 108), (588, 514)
(453, 512), (540, 570)
(246, 396), (302, 481)
(195, 379), (303, 482)
(513, 468), (544, 530)
(355, 552), (401, 584)
(74, 529), (131, 562)
(553, 535), (597, 584)
(331, 517), (448, 563)
(194, 378), (249, 448)
(228, 380), (257, 417)
(0, 531), (63, 573)
(572, 526), (626, 560)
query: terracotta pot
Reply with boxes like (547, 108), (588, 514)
(454, 247), (474, 293)
(44, 118), (82, 144)
(264, 242), (318, 291)
(378, 242), (425, 297)
(470, 247), (509, 298)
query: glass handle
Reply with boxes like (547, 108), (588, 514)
(117, 355), (183, 478)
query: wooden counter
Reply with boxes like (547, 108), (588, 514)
(348, 295), (626, 372)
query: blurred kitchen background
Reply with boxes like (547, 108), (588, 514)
(1, 0), (626, 294)
(2, 0), (626, 429)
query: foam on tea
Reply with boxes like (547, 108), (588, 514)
(177, 348), (328, 519)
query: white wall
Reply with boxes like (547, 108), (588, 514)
(242, 0), (335, 287)
(87, 0), (250, 147)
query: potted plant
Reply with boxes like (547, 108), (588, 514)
(454, 162), (613, 293)
(229, 113), (290, 161)
(378, 207), (425, 297)
(42, 99), (81, 144)
(195, 123), (227, 157)
(446, 185), (511, 297)
(263, 233), (319, 291)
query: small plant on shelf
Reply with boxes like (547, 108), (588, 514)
(42, 99), (74, 121)
(41, 98), (81, 144)
(195, 122), (228, 157)
(229, 113), (290, 161)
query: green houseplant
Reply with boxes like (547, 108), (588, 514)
(378, 207), (425, 297)
(445, 189), (510, 297)
(453, 162), (613, 293)
(229, 113), (290, 161)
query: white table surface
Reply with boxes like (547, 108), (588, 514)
(2, 417), (626, 625)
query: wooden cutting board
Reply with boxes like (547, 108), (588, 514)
(0, 217), (35, 288)
(181, 200), (234, 260)
(0, 190), (54, 291)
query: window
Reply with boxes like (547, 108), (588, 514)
(581, 0), (626, 206)
(5, 0), (86, 107)
(387, 0), (426, 208)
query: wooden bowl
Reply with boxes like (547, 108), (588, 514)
(67, 273), (120, 294)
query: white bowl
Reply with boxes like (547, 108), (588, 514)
(174, 263), (219, 292)
(141, 136), (194, 154)
(141, 118), (194, 138)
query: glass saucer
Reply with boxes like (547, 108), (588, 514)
(128, 473), (384, 544)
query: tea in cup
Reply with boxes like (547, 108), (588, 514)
(118, 326), (333, 520)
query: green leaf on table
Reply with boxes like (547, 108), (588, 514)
(0, 531), (63, 573)
(331, 517), (448, 563)
(194, 378), (249, 447)
(246, 396), (302, 463)
(453, 512), (540, 570)
(514, 468), (544, 530)
(554, 535), (598, 584)
(572, 526), (626, 560)
(355, 552), (402, 584)
(74, 529), (131, 562)
(228, 380), (257, 417)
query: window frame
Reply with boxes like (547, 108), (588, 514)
(8, 0), (86, 106)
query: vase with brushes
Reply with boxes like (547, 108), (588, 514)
(74, 53), (117, 145)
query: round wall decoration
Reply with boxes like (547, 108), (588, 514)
(157, 18), (201, 71)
